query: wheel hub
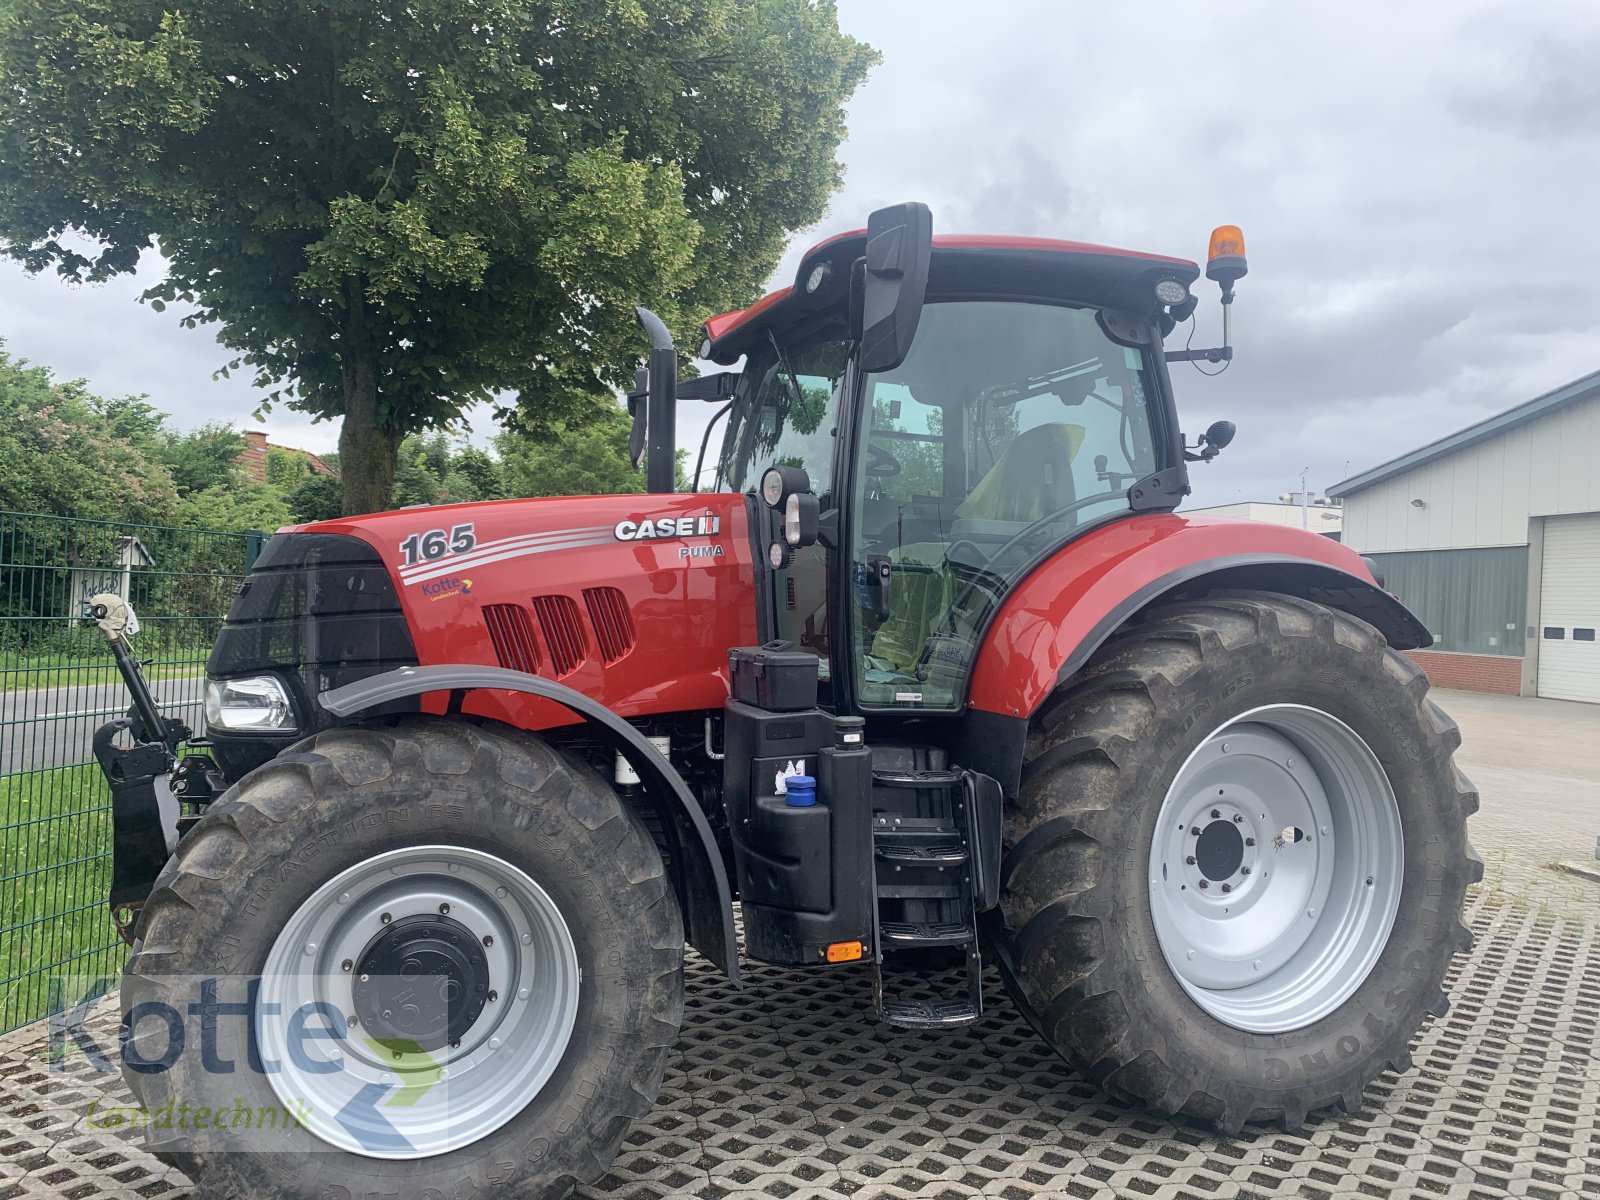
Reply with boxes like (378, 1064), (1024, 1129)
(1194, 819), (1245, 882)
(353, 913), (489, 1051)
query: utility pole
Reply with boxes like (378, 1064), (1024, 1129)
(1300, 466), (1310, 530)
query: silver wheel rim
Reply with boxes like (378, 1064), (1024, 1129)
(1147, 704), (1403, 1034)
(257, 844), (580, 1158)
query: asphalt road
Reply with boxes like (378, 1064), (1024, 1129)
(0, 677), (204, 774)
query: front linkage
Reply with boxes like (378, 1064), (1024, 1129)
(86, 593), (225, 943)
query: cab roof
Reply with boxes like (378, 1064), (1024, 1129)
(701, 229), (1200, 364)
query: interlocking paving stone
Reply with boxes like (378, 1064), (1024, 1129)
(1, 872), (1596, 1200)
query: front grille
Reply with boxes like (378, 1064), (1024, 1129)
(483, 603), (540, 675)
(583, 587), (636, 664)
(531, 594), (587, 676)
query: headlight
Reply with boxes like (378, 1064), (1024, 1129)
(205, 676), (296, 732)
(760, 467), (786, 509)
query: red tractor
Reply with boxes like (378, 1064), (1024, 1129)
(96, 204), (1477, 1199)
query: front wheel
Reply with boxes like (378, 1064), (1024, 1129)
(994, 591), (1481, 1133)
(121, 717), (683, 1199)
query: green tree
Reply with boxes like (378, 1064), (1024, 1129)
(441, 446), (504, 504)
(174, 480), (292, 533)
(0, 1), (876, 517)
(498, 406), (647, 498)
(287, 475), (344, 524)
(161, 423), (249, 496)
(0, 344), (178, 523)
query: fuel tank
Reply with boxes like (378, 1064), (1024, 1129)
(297, 492), (758, 730)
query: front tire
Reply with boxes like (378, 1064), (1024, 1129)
(121, 716), (683, 1198)
(993, 591), (1480, 1132)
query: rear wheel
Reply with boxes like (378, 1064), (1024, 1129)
(121, 716), (683, 1198)
(993, 591), (1480, 1132)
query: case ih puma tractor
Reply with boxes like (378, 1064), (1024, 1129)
(95, 203), (1477, 1199)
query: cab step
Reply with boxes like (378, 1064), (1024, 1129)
(870, 758), (994, 1030)
(880, 919), (972, 946)
(879, 994), (979, 1029)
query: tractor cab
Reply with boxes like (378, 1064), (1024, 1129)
(694, 204), (1220, 713)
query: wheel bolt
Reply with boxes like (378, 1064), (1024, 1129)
(1233, 814), (1243, 823)
(1192, 827), (1202, 837)
(487, 990), (498, 1003)
(1211, 809), (1221, 819)
(1186, 856), (1196, 866)
(439, 903), (451, 914)
(1198, 880), (1209, 889)
(1245, 838), (1256, 847)
(483, 935), (494, 947)
(1240, 867), (1251, 876)
(380, 912), (392, 924)
(1221, 883), (1232, 893)
(341, 959), (353, 973)
(359, 973), (370, 983)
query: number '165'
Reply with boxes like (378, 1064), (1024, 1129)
(400, 524), (475, 566)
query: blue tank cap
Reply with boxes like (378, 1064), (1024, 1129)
(784, 774), (817, 807)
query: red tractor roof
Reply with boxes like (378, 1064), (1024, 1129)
(702, 230), (1199, 363)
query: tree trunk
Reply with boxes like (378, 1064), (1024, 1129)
(337, 279), (401, 516)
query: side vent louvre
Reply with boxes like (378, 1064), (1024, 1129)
(583, 587), (637, 664)
(482, 604), (539, 675)
(531, 594), (587, 676)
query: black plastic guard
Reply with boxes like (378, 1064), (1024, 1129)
(94, 719), (179, 915)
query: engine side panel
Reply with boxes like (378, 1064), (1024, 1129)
(967, 513), (1412, 719)
(300, 493), (758, 729)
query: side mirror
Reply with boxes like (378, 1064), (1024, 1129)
(634, 307), (677, 493)
(854, 201), (934, 373)
(626, 367), (648, 469)
(1204, 419), (1236, 451)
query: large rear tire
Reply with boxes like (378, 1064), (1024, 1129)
(120, 716), (683, 1199)
(993, 591), (1480, 1133)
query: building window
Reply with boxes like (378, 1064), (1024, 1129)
(1365, 546), (1528, 657)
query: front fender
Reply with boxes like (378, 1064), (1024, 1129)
(321, 664), (740, 984)
(967, 514), (1428, 719)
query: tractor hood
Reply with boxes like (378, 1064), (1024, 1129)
(206, 493), (757, 775)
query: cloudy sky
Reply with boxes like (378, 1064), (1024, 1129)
(4, 0), (1598, 509)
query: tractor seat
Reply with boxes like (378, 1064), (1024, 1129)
(955, 422), (1086, 527)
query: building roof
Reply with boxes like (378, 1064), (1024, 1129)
(1329, 368), (1600, 498)
(238, 429), (336, 484)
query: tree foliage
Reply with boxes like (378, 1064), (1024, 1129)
(0, 345), (180, 523)
(0, 0), (876, 515)
(497, 405), (651, 498)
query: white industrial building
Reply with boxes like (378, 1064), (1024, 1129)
(1331, 369), (1600, 703)
(1187, 499), (1343, 537)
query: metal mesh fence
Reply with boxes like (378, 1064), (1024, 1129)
(0, 511), (262, 1032)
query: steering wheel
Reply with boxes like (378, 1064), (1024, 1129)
(912, 493), (1123, 675)
(866, 443), (901, 477)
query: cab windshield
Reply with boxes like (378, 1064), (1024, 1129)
(850, 300), (1164, 709)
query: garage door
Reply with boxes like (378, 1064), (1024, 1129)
(1537, 513), (1600, 703)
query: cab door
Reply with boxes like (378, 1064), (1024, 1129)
(715, 329), (851, 707)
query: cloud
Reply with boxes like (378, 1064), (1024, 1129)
(5, 0), (1599, 506)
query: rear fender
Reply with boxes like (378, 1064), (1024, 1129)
(967, 514), (1429, 725)
(320, 665), (739, 984)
